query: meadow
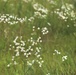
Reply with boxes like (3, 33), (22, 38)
(0, 0), (76, 75)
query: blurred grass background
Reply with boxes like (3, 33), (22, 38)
(0, 0), (76, 75)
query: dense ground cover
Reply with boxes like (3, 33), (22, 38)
(0, 0), (76, 75)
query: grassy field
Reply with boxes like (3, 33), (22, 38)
(0, 0), (76, 75)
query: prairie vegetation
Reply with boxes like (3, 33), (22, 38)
(0, 0), (76, 75)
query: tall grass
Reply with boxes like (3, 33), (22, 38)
(0, 0), (76, 75)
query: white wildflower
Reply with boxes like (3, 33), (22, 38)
(62, 55), (67, 61)
(14, 61), (18, 65)
(42, 27), (49, 35)
(16, 51), (19, 56)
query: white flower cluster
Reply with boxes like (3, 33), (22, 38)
(41, 27), (49, 35)
(7, 23), (50, 67)
(54, 3), (75, 21)
(54, 9), (68, 21)
(28, 36), (42, 46)
(33, 3), (48, 18)
(61, 3), (75, 18)
(7, 35), (44, 67)
(0, 14), (27, 25)
(61, 3), (74, 10)
(53, 49), (61, 55)
(62, 55), (67, 61)
(31, 25), (48, 38)
(33, 3), (48, 14)
(28, 16), (34, 22)
(53, 49), (68, 61)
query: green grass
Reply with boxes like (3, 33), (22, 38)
(0, 0), (76, 75)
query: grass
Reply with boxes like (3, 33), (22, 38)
(0, 0), (76, 75)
